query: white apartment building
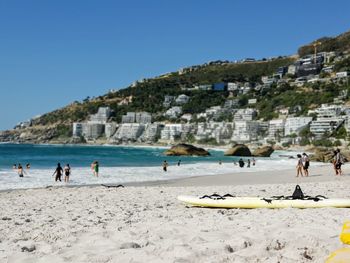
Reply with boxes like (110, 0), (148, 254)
(122, 112), (152, 124)
(83, 123), (105, 140)
(160, 124), (183, 141)
(310, 104), (344, 138)
(284, 117), (312, 136)
(105, 122), (118, 138)
(234, 108), (257, 121)
(268, 119), (285, 140)
(139, 123), (163, 142)
(231, 121), (259, 142)
(73, 122), (84, 137)
(164, 106), (182, 119)
(113, 123), (145, 141)
(227, 82), (240, 91)
(90, 107), (111, 124)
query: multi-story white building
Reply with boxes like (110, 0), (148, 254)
(139, 123), (163, 142)
(113, 123), (145, 141)
(284, 117), (313, 136)
(122, 112), (136, 123)
(90, 107), (111, 124)
(227, 82), (240, 91)
(163, 95), (175, 108)
(231, 121), (259, 142)
(160, 124), (183, 141)
(268, 119), (286, 140)
(122, 112), (152, 124)
(164, 106), (183, 119)
(83, 123), (105, 140)
(105, 123), (118, 138)
(73, 122), (84, 137)
(309, 104), (344, 139)
(234, 108), (257, 121)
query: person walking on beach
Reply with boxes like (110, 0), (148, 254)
(334, 149), (343, 176)
(17, 164), (25, 177)
(252, 158), (256, 166)
(52, 163), (63, 182)
(177, 160), (181, 166)
(296, 154), (304, 177)
(247, 159), (251, 168)
(162, 160), (168, 172)
(64, 164), (71, 182)
(302, 153), (310, 177)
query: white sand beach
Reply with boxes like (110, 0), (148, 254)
(1, 165), (350, 263)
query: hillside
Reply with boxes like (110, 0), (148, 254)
(1, 29), (350, 144)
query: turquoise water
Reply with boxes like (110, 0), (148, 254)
(0, 143), (234, 169)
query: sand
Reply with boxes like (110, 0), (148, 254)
(1, 165), (350, 262)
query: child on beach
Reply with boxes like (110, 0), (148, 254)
(238, 158), (245, 168)
(296, 154), (303, 177)
(64, 164), (71, 182)
(252, 158), (256, 166)
(52, 163), (63, 182)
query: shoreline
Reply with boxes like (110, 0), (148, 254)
(1, 163), (347, 193)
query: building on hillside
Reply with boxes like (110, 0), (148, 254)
(284, 117), (313, 136)
(83, 123), (105, 140)
(73, 123), (84, 137)
(268, 119), (286, 140)
(231, 121), (259, 142)
(112, 123), (145, 141)
(105, 123), (118, 138)
(224, 99), (239, 108)
(160, 124), (183, 141)
(139, 123), (163, 142)
(181, 114), (193, 122)
(122, 112), (152, 124)
(90, 107), (111, 124)
(227, 82), (240, 91)
(234, 108), (257, 121)
(164, 106), (182, 119)
(175, 94), (190, 105)
(163, 95), (175, 108)
(309, 104), (344, 139)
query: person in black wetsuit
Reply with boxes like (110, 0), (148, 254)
(52, 163), (63, 182)
(238, 158), (245, 168)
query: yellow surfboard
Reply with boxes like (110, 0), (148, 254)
(177, 195), (350, 209)
(326, 247), (350, 263)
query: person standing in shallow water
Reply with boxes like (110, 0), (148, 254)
(94, 161), (99, 177)
(17, 164), (24, 177)
(238, 158), (245, 168)
(163, 160), (168, 172)
(52, 163), (63, 182)
(247, 159), (251, 168)
(64, 164), (71, 182)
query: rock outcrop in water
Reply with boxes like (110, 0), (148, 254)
(224, 144), (251, 156)
(163, 144), (210, 156)
(252, 146), (274, 157)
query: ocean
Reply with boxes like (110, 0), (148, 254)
(0, 143), (299, 190)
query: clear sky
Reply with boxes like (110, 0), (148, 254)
(0, 0), (349, 130)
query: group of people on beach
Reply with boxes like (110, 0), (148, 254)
(13, 163), (30, 177)
(52, 163), (71, 182)
(236, 158), (255, 168)
(296, 153), (310, 177)
(296, 149), (345, 177)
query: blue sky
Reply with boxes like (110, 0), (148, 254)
(0, 0), (349, 130)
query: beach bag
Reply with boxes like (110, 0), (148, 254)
(292, 185), (304, 199)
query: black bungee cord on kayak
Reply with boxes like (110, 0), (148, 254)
(198, 185), (327, 202)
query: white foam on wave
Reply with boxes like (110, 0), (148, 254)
(0, 158), (322, 190)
